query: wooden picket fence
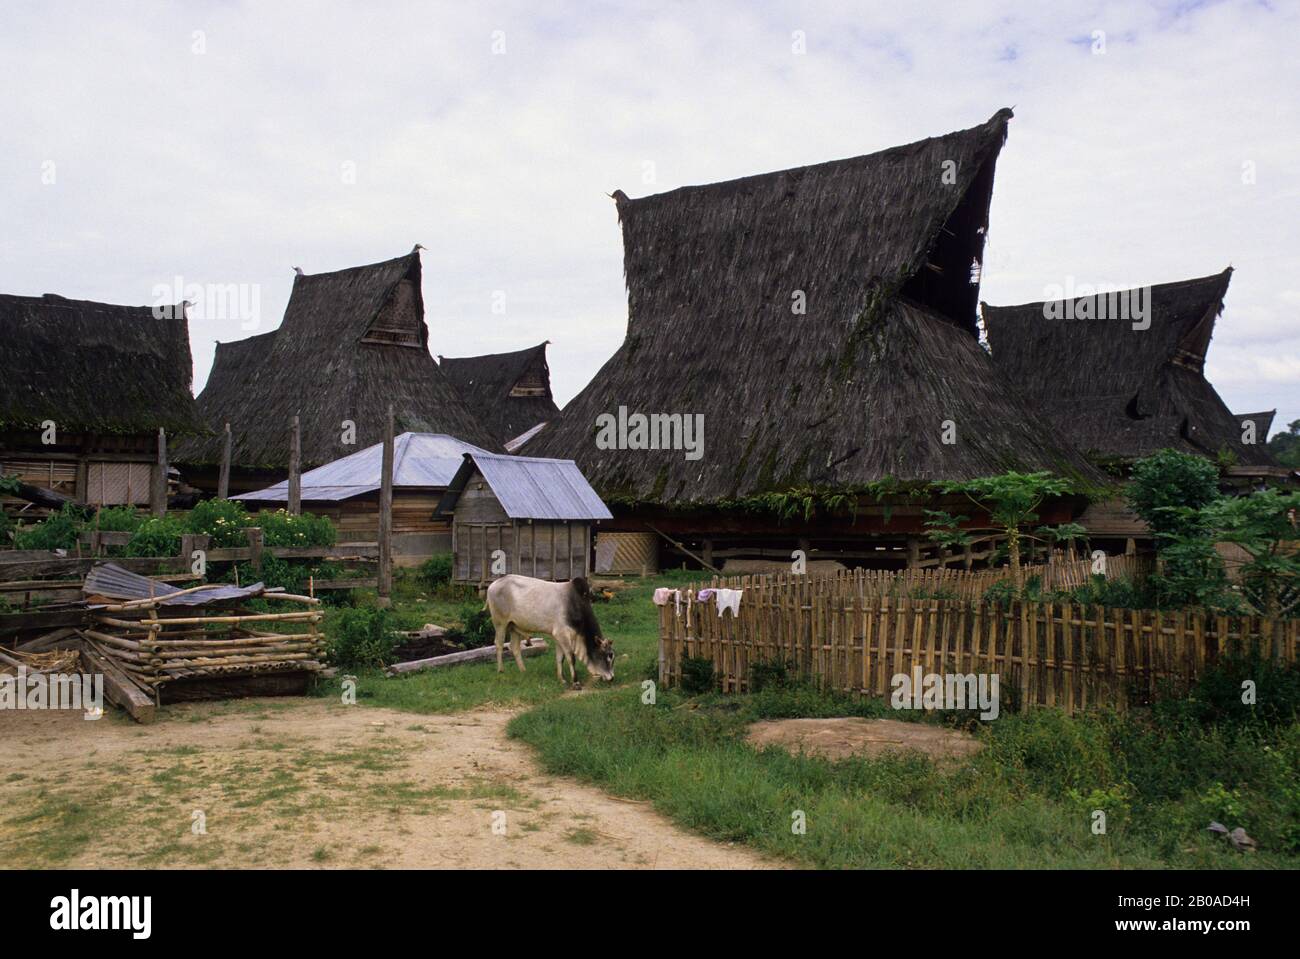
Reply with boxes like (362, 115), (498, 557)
(657, 561), (1296, 713)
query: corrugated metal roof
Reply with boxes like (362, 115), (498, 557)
(83, 562), (270, 606)
(443, 452), (611, 521)
(234, 432), (491, 502)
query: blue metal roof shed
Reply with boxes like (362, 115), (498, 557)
(438, 452), (611, 582)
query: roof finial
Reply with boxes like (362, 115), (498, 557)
(293, 266), (304, 276)
(413, 243), (426, 253)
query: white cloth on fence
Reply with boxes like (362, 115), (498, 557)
(715, 588), (743, 617)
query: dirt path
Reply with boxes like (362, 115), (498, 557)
(0, 699), (777, 870)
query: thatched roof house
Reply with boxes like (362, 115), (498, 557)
(175, 250), (498, 492)
(439, 341), (559, 448)
(0, 293), (203, 506)
(982, 269), (1280, 473)
(526, 108), (1095, 506)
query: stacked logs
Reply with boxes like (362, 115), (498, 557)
(84, 591), (326, 690)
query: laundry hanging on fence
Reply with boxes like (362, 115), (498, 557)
(716, 588), (743, 617)
(696, 588), (716, 602)
(652, 588), (675, 606)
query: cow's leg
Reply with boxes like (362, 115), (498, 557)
(509, 627), (526, 672)
(555, 644), (565, 682)
(494, 621), (509, 673)
(561, 628), (582, 689)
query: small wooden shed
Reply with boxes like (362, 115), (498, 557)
(438, 452), (612, 583)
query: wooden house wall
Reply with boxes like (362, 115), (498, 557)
(450, 469), (591, 582)
(1, 431), (161, 506)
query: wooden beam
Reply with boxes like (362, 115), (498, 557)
(377, 404), (394, 606)
(645, 523), (721, 574)
(151, 428), (168, 517)
(287, 414), (301, 515)
(79, 637), (157, 724)
(385, 637), (547, 675)
(217, 422), (232, 500)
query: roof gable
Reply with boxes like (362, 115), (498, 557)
(982, 269), (1276, 466)
(439, 452), (612, 521)
(177, 251), (499, 468)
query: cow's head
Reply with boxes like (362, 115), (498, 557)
(569, 577), (615, 681)
(588, 636), (616, 681)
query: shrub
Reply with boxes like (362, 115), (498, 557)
(184, 498), (251, 547)
(258, 509), (336, 549)
(750, 658), (793, 692)
(679, 655), (717, 695)
(12, 504), (85, 551)
(124, 516), (184, 557)
(420, 554), (453, 588)
(453, 600), (495, 648)
(324, 606), (398, 670)
(86, 506), (143, 533)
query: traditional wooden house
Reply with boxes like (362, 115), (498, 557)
(438, 451), (611, 583)
(439, 342), (560, 448)
(983, 270), (1287, 550)
(0, 293), (204, 509)
(174, 249), (498, 494)
(524, 108), (1100, 571)
(232, 432), (489, 562)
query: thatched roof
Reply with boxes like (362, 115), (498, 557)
(524, 109), (1098, 503)
(175, 251), (498, 469)
(983, 269), (1277, 467)
(439, 341), (559, 446)
(1236, 410), (1276, 440)
(0, 292), (204, 436)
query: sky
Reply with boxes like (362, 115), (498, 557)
(2, 0), (1297, 436)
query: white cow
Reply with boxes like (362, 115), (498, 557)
(485, 575), (615, 687)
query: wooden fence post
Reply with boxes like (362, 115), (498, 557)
(218, 422), (232, 500)
(287, 414), (301, 516)
(150, 428), (168, 517)
(245, 527), (264, 576)
(377, 404), (394, 607)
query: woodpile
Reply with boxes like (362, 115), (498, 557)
(74, 563), (327, 722)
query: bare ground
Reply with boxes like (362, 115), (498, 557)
(0, 699), (777, 870)
(746, 717), (982, 764)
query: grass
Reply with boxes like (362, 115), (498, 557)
(508, 682), (1300, 869)
(313, 568), (694, 714)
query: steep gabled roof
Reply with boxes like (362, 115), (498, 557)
(1235, 410), (1276, 440)
(982, 269), (1276, 467)
(233, 432), (492, 502)
(439, 341), (559, 446)
(0, 293), (204, 436)
(525, 109), (1099, 502)
(175, 251), (499, 469)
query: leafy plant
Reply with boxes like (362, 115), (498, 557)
(679, 655), (717, 695)
(257, 508), (336, 549)
(927, 471), (1077, 587)
(420, 554), (453, 588)
(184, 498), (252, 547)
(12, 504), (84, 551)
(324, 606), (399, 670)
(123, 516), (184, 557)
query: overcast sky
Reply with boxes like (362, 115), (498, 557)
(2, 1), (1296, 436)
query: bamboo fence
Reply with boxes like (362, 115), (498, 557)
(85, 591), (326, 690)
(657, 558), (1296, 713)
